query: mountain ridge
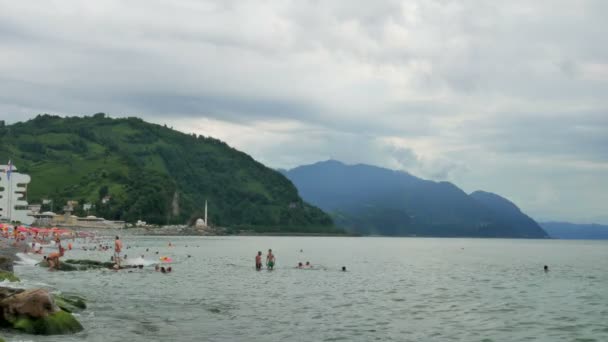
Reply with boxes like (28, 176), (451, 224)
(540, 221), (608, 240)
(284, 160), (548, 238)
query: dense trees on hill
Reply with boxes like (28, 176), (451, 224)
(0, 114), (337, 233)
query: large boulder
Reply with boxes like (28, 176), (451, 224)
(0, 288), (84, 335)
(1, 289), (58, 318)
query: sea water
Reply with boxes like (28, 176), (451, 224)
(5, 236), (608, 342)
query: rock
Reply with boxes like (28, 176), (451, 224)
(1, 289), (58, 319)
(0, 271), (20, 282)
(0, 287), (24, 300)
(0, 257), (13, 273)
(64, 259), (115, 269)
(53, 293), (86, 313)
(10, 310), (83, 335)
(37, 260), (78, 271)
(0, 288), (84, 335)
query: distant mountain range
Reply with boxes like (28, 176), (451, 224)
(283, 160), (549, 238)
(540, 222), (608, 240)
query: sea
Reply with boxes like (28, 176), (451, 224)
(4, 235), (608, 342)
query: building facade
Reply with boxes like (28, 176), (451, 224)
(0, 163), (34, 224)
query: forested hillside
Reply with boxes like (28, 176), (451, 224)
(0, 114), (337, 233)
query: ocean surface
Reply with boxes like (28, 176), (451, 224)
(4, 236), (608, 342)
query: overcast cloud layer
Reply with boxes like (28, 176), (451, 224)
(1, 1), (607, 223)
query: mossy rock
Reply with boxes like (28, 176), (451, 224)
(64, 259), (115, 269)
(38, 261), (78, 272)
(0, 270), (20, 282)
(53, 293), (86, 313)
(0, 256), (13, 272)
(11, 310), (83, 335)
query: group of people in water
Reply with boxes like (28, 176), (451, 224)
(254, 249), (347, 272)
(255, 249), (275, 270)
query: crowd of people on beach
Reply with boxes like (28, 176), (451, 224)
(0, 223), (180, 273)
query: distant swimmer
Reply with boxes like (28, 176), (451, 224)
(255, 251), (263, 270)
(266, 249), (275, 270)
(155, 264), (160, 272)
(544, 265), (549, 272)
(114, 236), (123, 267)
(341, 266), (347, 272)
(161, 267), (166, 273)
(305, 261), (312, 268)
(297, 262), (303, 268)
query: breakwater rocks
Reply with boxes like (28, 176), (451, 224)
(38, 258), (144, 271)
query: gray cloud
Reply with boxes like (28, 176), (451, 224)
(0, 0), (607, 223)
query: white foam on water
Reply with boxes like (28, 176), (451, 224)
(15, 252), (41, 266)
(0, 279), (24, 288)
(123, 257), (156, 266)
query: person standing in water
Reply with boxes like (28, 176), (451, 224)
(114, 236), (123, 267)
(255, 251), (263, 270)
(266, 249), (275, 270)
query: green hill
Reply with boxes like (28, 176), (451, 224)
(0, 114), (338, 233)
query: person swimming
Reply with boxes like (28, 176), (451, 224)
(160, 267), (166, 273)
(266, 249), (275, 270)
(255, 251), (263, 270)
(342, 266), (347, 272)
(297, 262), (303, 268)
(155, 264), (160, 272)
(167, 267), (172, 273)
(305, 261), (312, 268)
(544, 265), (549, 272)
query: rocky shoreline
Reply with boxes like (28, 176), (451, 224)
(0, 244), (85, 338)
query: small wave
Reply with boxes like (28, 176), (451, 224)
(123, 257), (156, 266)
(15, 252), (41, 266)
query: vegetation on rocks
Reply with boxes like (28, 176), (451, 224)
(0, 271), (20, 282)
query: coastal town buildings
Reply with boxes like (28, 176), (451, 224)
(0, 162), (34, 224)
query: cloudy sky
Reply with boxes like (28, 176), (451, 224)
(1, 1), (607, 224)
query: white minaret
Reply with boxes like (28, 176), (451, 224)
(204, 200), (208, 227)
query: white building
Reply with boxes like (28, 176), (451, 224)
(0, 163), (34, 224)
